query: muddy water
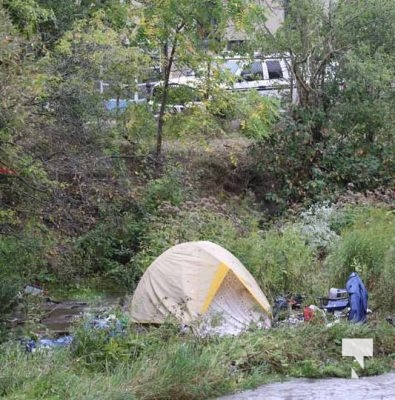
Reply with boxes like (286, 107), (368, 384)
(8, 296), (122, 334)
(39, 301), (91, 333)
(216, 372), (395, 400)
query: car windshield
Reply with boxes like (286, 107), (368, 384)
(241, 61), (264, 81)
(222, 60), (241, 75)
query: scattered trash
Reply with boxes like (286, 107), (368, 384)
(275, 315), (304, 327)
(88, 314), (126, 336)
(23, 314), (126, 353)
(24, 335), (73, 353)
(303, 305), (326, 323)
(24, 285), (44, 296)
(303, 306), (315, 322)
(273, 296), (288, 317)
(273, 293), (304, 318)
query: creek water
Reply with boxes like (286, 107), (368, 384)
(216, 372), (395, 400)
(8, 295), (123, 334)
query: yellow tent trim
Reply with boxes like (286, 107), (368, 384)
(237, 275), (272, 317)
(201, 262), (229, 313)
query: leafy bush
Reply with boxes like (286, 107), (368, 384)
(238, 91), (279, 140)
(120, 103), (156, 150)
(0, 229), (53, 284)
(246, 109), (394, 213)
(163, 105), (222, 139)
(153, 84), (201, 106)
(207, 88), (240, 121)
(141, 166), (186, 212)
(246, 117), (328, 214)
(74, 203), (146, 289)
(295, 202), (340, 255)
(131, 200), (242, 275)
(0, 276), (18, 342)
(0, 229), (55, 341)
(321, 142), (395, 190)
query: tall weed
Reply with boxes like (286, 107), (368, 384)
(326, 207), (395, 310)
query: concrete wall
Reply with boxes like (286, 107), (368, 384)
(225, 0), (285, 42)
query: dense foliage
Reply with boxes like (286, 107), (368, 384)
(0, 1), (394, 396)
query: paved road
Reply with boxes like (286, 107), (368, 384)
(216, 372), (395, 400)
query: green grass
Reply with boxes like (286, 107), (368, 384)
(1, 320), (394, 400)
(1, 202), (394, 399)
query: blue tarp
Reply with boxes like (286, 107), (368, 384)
(24, 315), (126, 352)
(25, 336), (73, 352)
(346, 272), (368, 323)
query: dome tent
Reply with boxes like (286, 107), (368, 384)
(129, 241), (271, 335)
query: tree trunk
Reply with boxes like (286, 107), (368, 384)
(156, 38), (179, 157)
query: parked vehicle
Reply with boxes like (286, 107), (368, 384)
(101, 55), (295, 114)
(101, 81), (151, 112)
(218, 56), (295, 100)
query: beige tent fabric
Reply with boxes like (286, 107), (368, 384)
(130, 241), (271, 332)
(198, 271), (271, 336)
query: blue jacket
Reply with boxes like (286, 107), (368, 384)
(346, 272), (368, 323)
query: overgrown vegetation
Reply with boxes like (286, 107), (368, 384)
(0, 0), (394, 397)
(1, 320), (394, 399)
(326, 207), (395, 312)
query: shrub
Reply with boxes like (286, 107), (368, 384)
(238, 91), (279, 140)
(131, 200), (244, 275)
(295, 202), (340, 256)
(245, 117), (328, 214)
(74, 202), (146, 290)
(163, 105), (223, 139)
(0, 277), (18, 342)
(321, 142), (395, 191)
(141, 166), (186, 212)
(0, 228), (53, 284)
(121, 103), (156, 150)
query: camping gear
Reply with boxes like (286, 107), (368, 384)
(318, 288), (349, 312)
(273, 296), (288, 317)
(290, 294), (304, 310)
(273, 293), (303, 318)
(129, 241), (272, 335)
(346, 272), (368, 323)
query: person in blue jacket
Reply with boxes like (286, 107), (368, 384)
(346, 272), (368, 323)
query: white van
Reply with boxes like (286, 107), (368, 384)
(163, 56), (294, 102)
(219, 57), (294, 100)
